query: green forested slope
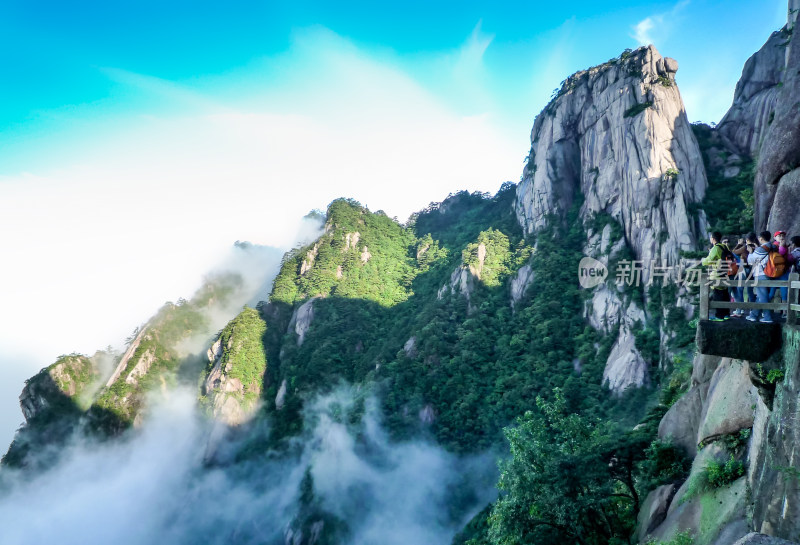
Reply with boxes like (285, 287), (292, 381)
(253, 185), (695, 544)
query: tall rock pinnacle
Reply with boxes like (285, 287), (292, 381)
(515, 45), (706, 278)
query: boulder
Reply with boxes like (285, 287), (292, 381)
(602, 323), (648, 394)
(732, 533), (800, 545)
(635, 484), (677, 543)
(696, 358), (757, 446)
(659, 386), (704, 457)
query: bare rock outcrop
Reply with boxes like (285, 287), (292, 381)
(717, 30), (786, 157)
(437, 265), (476, 302)
(509, 263), (534, 309)
(696, 358), (757, 445)
(204, 336), (247, 425)
(403, 336), (417, 358)
(602, 323), (647, 394)
(288, 298), (318, 346)
(515, 45), (706, 276)
(275, 379), (288, 410)
(203, 308), (267, 426)
(753, 9), (800, 232)
(343, 232), (360, 251)
(733, 533), (800, 545)
(516, 45), (706, 393)
(300, 243), (320, 275)
(635, 484), (677, 543)
(360, 246), (371, 263)
(105, 325), (149, 387)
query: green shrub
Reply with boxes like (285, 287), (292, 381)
(705, 454), (745, 488)
(767, 368), (785, 384)
(657, 75), (673, 87)
(640, 439), (692, 488)
(645, 530), (694, 545)
(624, 101), (654, 118)
(664, 167), (679, 181)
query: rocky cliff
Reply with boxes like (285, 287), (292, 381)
(515, 45), (707, 393)
(636, 325), (800, 545)
(2, 353), (102, 468)
(716, 4), (800, 234)
(634, 5), (800, 541)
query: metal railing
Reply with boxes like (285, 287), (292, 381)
(699, 271), (800, 324)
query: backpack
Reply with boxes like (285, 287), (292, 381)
(762, 245), (788, 278)
(716, 244), (738, 277)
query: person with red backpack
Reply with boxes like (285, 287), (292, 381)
(701, 231), (735, 321)
(747, 231), (788, 323)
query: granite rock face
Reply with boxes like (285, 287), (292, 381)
(717, 30), (786, 157)
(749, 9), (800, 232)
(636, 484), (677, 543)
(515, 45), (705, 272)
(515, 45), (707, 393)
(733, 533), (800, 545)
(288, 298), (317, 346)
(646, 322), (800, 545)
(509, 263), (534, 309)
(750, 326), (800, 539)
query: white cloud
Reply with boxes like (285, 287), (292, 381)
(0, 387), (495, 545)
(631, 0), (691, 47)
(633, 17), (656, 46)
(0, 28), (522, 449)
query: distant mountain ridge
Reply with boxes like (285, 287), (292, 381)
(5, 4), (800, 545)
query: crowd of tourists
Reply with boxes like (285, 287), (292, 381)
(702, 230), (800, 323)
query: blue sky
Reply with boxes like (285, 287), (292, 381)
(0, 0), (786, 171)
(0, 0), (789, 448)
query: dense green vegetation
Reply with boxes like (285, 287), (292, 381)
(645, 531), (694, 545)
(624, 102), (654, 118)
(704, 454), (745, 489)
(253, 187), (702, 544)
(203, 307), (268, 411)
(263, 188), (651, 452)
(89, 274), (243, 434)
(1, 354), (99, 468)
(4, 176), (704, 543)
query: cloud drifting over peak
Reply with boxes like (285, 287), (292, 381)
(0, 387), (495, 545)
